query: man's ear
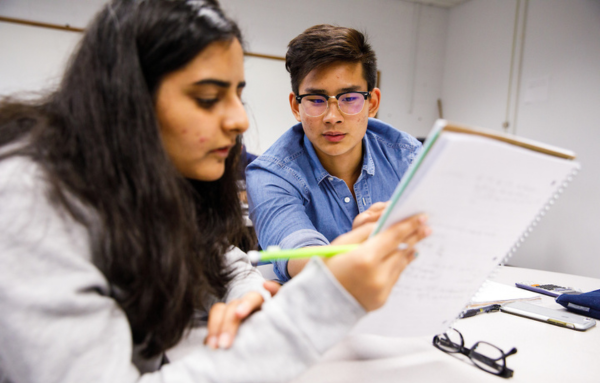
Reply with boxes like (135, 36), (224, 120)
(289, 92), (302, 122)
(367, 88), (381, 118)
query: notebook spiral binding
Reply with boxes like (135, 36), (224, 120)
(501, 167), (579, 266)
(467, 167), (579, 308)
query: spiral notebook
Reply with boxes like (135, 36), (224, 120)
(352, 119), (579, 337)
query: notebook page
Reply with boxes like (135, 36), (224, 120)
(352, 132), (579, 337)
(469, 280), (541, 307)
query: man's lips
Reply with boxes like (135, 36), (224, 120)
(323, 132), (346, 142)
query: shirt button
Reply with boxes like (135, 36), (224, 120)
(344, 197), (351, 203)
(328, 177), (333, 181)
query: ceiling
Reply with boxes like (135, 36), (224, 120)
(402, 0), (471, 8)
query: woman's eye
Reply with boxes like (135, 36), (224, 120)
(195, 98), (219, 108)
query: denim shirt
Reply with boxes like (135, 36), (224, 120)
(246, 118), (422, 282)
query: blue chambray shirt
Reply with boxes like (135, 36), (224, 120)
(246, 118), (422, 282)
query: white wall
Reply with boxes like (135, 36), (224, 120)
(0, 0), (448, 153)
(0, 22), (81, 97)
(442, 0), (517, 130)
(0, 0), (107, 97)
(219, 0), (448, 142)
(3, 0), (598, 278)
(0, 0), (104, 27)
(442, 0), (600, 278)
(240, 56), (298, 154)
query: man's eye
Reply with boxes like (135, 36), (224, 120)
(307, 98), (325, 104)
(341, 96), (358, 103)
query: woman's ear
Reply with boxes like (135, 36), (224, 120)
(367, 88), (381, 118)
(289, 92), (302, 122)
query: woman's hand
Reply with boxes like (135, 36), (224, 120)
(205, 280), (281, 349)
(324, 214), (430, 312)
(289, 202), (389, 278)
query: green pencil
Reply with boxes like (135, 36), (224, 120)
(248, 244), (359, 264)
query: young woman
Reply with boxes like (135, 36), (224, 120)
(0, 1), (430, 382)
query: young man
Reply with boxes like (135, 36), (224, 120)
(246, 25), (422, 282)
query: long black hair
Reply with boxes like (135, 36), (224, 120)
(0, 0), (250, 357)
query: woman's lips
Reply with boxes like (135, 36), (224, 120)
(211, 145), (232, 157)
(323, 132), (346, 143)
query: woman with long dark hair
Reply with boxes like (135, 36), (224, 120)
(0, 1), (429, 382)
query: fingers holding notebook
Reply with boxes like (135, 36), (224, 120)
(325, 214), (431, 311)
(352, 201), (389, 229)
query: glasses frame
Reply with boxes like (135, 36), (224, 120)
(295, 91), (371, 117)
(432, 328), (517, 379)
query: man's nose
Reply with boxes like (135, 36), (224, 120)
(323, 97), (343, 123)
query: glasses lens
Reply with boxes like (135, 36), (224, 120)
(301, 95), (328, 117)
(338, 92), (366, 115)
(470, 342), (505, 374)
(434, 328), (462, 353)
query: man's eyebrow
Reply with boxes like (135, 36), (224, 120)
(303, 87), (328, 94)
(339, 85), (362, 93)
(303, 85), (363, 95)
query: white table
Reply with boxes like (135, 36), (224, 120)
(291, 266), (600, 383)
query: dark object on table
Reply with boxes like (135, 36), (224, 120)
(556, 289), (600, 320)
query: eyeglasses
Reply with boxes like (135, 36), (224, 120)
(433, 328), (517, 378)
(295, 91), (370, 117)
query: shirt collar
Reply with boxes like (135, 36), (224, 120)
(303, 134), (330, 184)
(302, 130), (375, 185)
(362, 133), (375, 176)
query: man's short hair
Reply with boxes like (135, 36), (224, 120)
(285, 24), (377, 95)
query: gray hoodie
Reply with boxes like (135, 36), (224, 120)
(0, 154), (365, 383)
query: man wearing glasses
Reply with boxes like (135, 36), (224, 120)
(246, 24), (422, 282)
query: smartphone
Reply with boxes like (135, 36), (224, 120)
(515, 282), (580, 297)
(501, 301), (596, 331)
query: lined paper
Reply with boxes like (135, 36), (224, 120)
(353, 129), (579, 337)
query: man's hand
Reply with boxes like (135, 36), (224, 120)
(352, 201), (388, 229)
(205, 281), (280, 349)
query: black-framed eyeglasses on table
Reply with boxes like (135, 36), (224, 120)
(432, 328), (518, 378)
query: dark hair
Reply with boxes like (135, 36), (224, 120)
(285, 24), (377, 95)
(0, 0), (250, 357)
